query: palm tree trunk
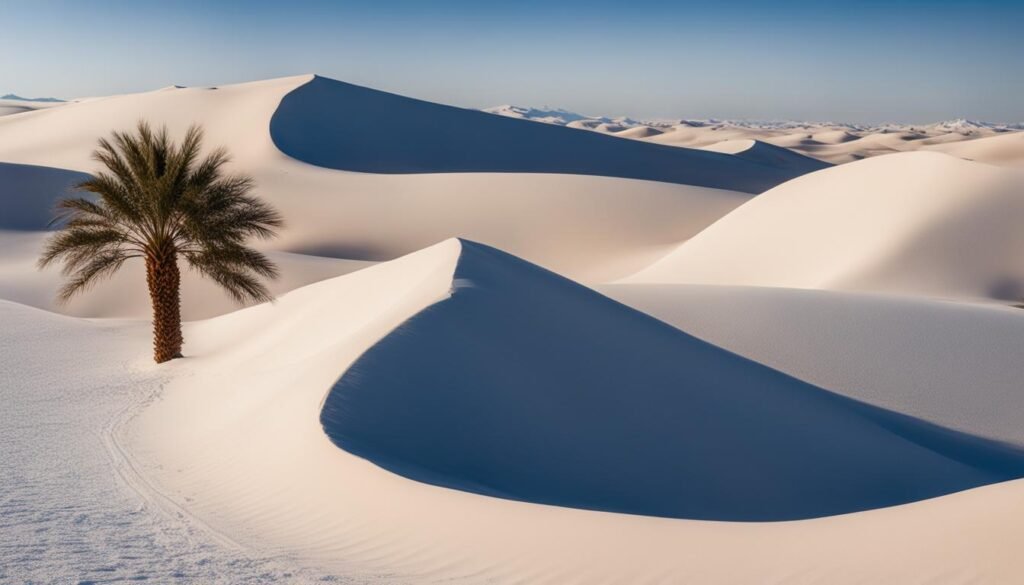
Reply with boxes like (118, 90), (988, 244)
(146, 250), (183, 363)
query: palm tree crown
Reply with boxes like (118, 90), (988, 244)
(39, 121), (283, 363)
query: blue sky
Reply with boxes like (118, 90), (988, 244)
(3, 0), (1022, 123)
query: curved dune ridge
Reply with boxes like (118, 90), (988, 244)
(699, 138), (830, 173)
(626, 151), (1024, 300)
(320, 239), (1024, 521)
(268, 76), (806, 194)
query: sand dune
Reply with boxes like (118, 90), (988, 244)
(699, 138), (830, 173)
(483, 105), (1023, 165)
(322, 240), (1024, 521)
(925, 131), (1024, 165)
(4, 69), (1023, 584)
(111, 240), (1024, 582)
(614, 125), (664, 138)
(627, 152), (1024, 300)
(270, 76), (802, 192)
(647, 123), (1020, 165)
(0, 75), (754, 285)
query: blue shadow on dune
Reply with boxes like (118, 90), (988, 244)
(320, 240), (1024, 521)
(0, 162), (90, 230)
(269, 76), (817, 194)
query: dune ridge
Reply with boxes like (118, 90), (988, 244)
(269, 76), (806, 193)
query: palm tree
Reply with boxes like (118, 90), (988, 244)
(39, 121), (283, 363)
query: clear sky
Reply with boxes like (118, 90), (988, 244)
(3, 0), (1022, 124)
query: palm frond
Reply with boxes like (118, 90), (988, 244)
(42, 119), (282, 305)
(54, 249), (135, 304)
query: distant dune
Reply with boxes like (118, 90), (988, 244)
(924, 131), (1024, 165)
(493, 105), (1023, 166)
(699, 138), (830, 174)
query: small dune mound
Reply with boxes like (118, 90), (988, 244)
(320, 239), (1024, 521)
(268, 76), (811, 193)
(615, 125), (665, 139)
(813, 129), (860, 144)
(700, 139), (831, 173)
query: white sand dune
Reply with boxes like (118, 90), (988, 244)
(111, 240), (1024, 583)
(613, 125), (664, 138)
(645, 122), (1022, 165)
(699, 138), (830, 174)
(270, 76), (804, 192)
(812, 129), (860, 144)
(483, 105), (1023, 165)
(925, 131), (1024, 165)
(321, 240), (1024, 521)
(4, 69), (1024, 584)
(0, 75), (756, 285)
(627, 152), (1024, 300)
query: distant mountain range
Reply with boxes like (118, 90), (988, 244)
(483, 106), (1024, 133)
(1, 94), (64, 103)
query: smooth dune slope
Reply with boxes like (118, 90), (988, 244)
(269, 76), (804, 193)
(925, 131), (1024, 165)
(321, 239), (1024, 521)
(627, 152), (1024, 300)
(602, 283), (1024, 447)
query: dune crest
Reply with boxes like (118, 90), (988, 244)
(269, 76), (807, 193)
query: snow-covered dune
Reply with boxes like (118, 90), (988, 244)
(627, 152), (1024, 300)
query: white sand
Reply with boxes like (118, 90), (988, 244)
(124, 241), (1024, 583)
(0, 75), (754, 283)
(3, 72), (1024, 584)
